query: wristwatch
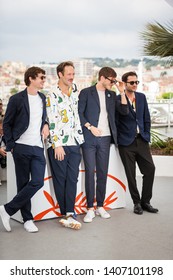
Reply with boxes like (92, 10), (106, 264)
(87, 124), (92, 130)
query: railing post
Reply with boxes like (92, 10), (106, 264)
(168, 99), (171, 130)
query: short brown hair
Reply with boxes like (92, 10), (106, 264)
(56, 61), (74, 78)
(122, 71), (137, 83)
(24, 66), (45, 86)
(98, 67), (117, 81)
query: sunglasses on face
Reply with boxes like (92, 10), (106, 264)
(126, 81), (139, 85)
(105, 77), (117, 84)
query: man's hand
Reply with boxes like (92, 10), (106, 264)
(41, 124), (50, 140)
(0, 147), (7, 157)
(54, 146), (66, 161)
(115, 79), (125, 94)
(90, 126), (102, 137)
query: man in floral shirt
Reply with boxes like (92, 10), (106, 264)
(46, 61), (84, 230)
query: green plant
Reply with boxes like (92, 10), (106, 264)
(150, 130), (173, 155)
(150, 129), (166, 148)
(10, 88), (18, 95)
(161, 92), (173, 99)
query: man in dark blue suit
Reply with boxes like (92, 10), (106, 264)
(116, 71), (158, 215)
(0, 66), (49, 232)
(78, 67), (128, 223)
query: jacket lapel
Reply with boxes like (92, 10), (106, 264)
(22, 89), (29, 114)
(91, 86), (100, 107)
(105, 90), (112, 111)
(134, 92), (139, 115)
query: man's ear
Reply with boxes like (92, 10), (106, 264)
(58, 72), (63, 78)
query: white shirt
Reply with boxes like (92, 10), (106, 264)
(97, 90), (111, 137)
(16, 94), (43, 147)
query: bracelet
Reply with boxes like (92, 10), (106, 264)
(120, 93), (125, 96)
(87, 124), (92, 130)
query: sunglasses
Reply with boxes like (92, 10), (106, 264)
(126, 81), (139, 85)
(40, 75), (46, 80)
(105, 77), (117, 84)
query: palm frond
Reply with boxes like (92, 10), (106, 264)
(140, 21), (173, 64)
(150, 129), (166, 148)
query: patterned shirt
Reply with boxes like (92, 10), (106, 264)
(46, 84), (84, 148)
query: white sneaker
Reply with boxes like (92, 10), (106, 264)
(59, 215), (81, 230)
(96, 207), (110, 219)
(24, 220), (38, 233)
(0, 205), (11, 232)
(83, 209), (95, 223)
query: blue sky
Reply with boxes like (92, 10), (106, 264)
(0, 0), (172, 64)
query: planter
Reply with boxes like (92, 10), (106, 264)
(148, 136), (173, 177)
(152, 155), (173, 177)
(137, 155), (173, 177)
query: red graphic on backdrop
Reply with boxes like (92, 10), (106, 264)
(34, 171), (126, 220)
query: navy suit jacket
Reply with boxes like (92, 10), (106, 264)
(3, 88), (47, 151)
(78, 85), (128, 146)
(116, 91), (151, 146)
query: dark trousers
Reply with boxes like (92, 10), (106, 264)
(47, 145), (81, 215)
(5, 144), (46, 222)
(82, 136), (111, 208)
(118, 135), (155, 205)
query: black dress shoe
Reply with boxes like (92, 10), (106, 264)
(141, 203), (158, 213)
(134, 203), (143, 215)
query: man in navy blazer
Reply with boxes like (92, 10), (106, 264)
(3, 88), (47, 152)
(78, 67), (128, 223)
(0, 66), (49, 232)
(116, 71), (158, 215)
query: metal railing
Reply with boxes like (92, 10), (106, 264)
(148, 99), (173, 129)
